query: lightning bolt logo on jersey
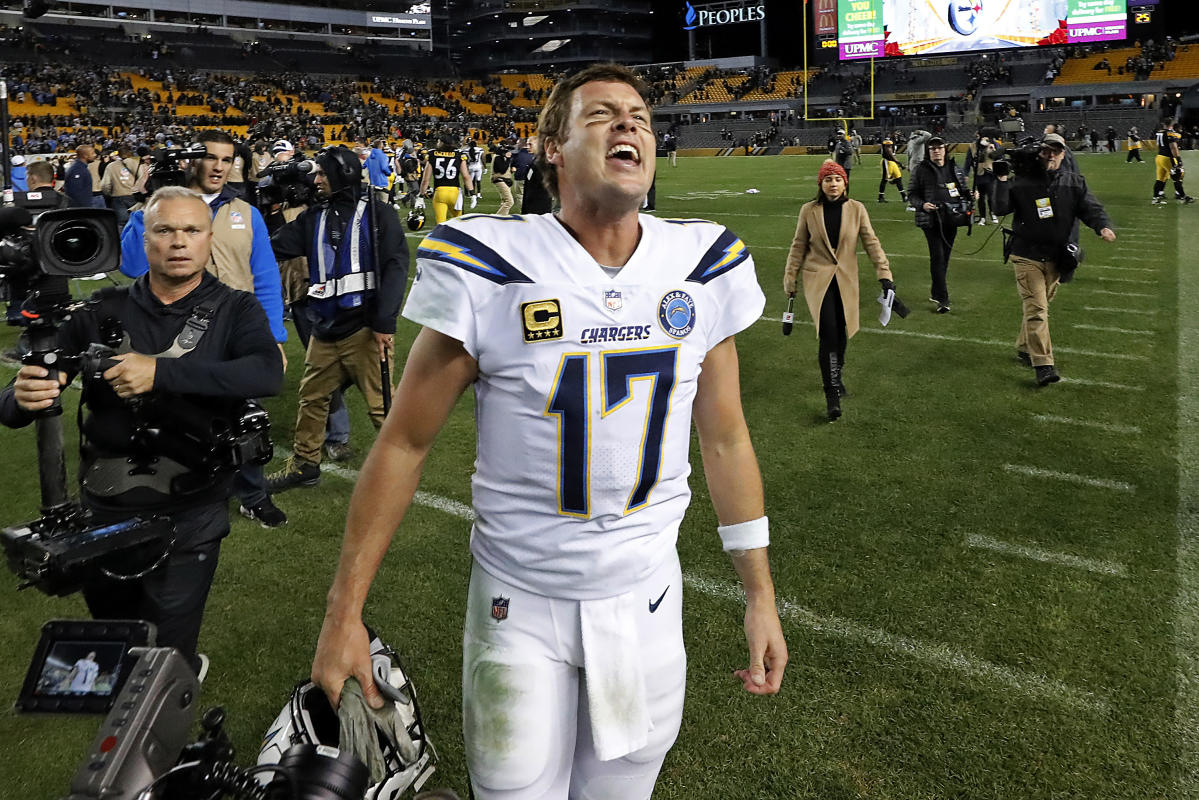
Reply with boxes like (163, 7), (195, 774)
(406, 213), (764, 599)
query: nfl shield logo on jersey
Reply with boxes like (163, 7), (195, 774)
(491, 596), (510, 621)
(605, 290), (623, 311)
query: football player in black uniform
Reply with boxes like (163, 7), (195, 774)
(419, 132), (475, 224)
(877, 135), (908, 204)
(1153, 120), (1194, 205)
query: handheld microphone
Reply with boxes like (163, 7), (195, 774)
(782, 293), (795, 336)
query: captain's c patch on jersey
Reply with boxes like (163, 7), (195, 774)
(522, 299), (564, 342)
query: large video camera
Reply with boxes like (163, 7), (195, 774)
(145, 143), (209, 193)
(257, 156), (317, 208)
(20, 619), (375, 800)
(993, 138), (1045, 179)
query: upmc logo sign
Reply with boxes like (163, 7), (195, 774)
(683, 2), (766, 30)
(840, 40), (881, 59)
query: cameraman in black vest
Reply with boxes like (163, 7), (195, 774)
(0, 187), (283, 678)
(993, 133), (1116, 386)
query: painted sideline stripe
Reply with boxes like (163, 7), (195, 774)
(757, 316), (1147, 361)
(686, 573), (1108, 714)
(1173, 190), (1199, 799)
(1084, 306), (1158, 316)
(1003, 463), (1135, 492)
(1072, 323), (1154, 335)
(285, 447), (1110, 713)
(1033, 413), (1142, 434)
(966, 532), (1129, 578)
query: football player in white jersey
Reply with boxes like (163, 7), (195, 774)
(464, 139), (485, 208)
(311, 63), (787, 800)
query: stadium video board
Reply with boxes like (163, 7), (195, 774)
(837, 0), (1128, 60)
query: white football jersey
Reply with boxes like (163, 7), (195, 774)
(404, 213), (764, 599)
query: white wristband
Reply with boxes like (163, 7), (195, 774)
(717, 516), (769, 552)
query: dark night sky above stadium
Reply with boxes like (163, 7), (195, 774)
(647, 0), (1199, 65)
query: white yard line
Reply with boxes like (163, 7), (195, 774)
(1072, 323), (1154, 335)
(1003, 463), (1135, 492)
(1084, 306), (1158, 316)
(686, 573), (1109, 714)
(284, 448), (1110, 713)
(1097, 276), (1157, 285)
(1032, 413), (1142, 434)
(757, 316), (1147, 361)
(966, 532), (1129, 578)
(1088, 289), (1157, 298)
(1087, 265), (1158, 273)
(1061, 377), (1144, 391)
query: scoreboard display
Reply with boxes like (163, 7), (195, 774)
(837, 0), (1128, 60)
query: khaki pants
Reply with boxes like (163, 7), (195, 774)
(494, 180), (513, 215)
(1012, 255), (1060, 366)
(293, 327), (385, 464)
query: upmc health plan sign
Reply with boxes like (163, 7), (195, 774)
(1067, 0), (1127, 43)
(838, 0), (883, 60)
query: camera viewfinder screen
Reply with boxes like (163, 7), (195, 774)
(33, 640), (127, 698)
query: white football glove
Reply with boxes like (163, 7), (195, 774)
(469, 195), (478, 209)
(414, 197), (425, 210)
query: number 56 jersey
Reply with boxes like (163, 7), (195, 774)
(405, 213), (765, 600)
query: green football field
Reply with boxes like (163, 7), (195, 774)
(0, 150), (1195, 799)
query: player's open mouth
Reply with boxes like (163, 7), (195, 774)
(606, 144), (640, 163)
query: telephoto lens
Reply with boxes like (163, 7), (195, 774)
(267, 744), (370, 800)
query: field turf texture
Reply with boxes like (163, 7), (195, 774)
(0, 149), (1192, 799)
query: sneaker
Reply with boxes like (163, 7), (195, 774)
(977, 218), (986, 226)
(906, 205), (916, 212)
(196, 653), (209, 683)
(877, 196), (888, 203)
(1016, 351), (1032, 367)
(324, 441), (355, 463)
(991, 215), (998, 223)
(266, 457), (320, 494)
(240, 497), (288, 528)
(1152, 196), (1166, 205)
(1035, 364), (1061, 386)
(936, 303), (951, 314)
(1181, 195), (1196, 204)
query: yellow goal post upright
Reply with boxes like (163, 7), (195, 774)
(802, 1), (875, 126)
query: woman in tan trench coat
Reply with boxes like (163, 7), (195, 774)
(783, 160), (894, 421)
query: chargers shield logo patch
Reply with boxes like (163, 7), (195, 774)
(658, 290), (696, 338)
(605, 290), (623, 311)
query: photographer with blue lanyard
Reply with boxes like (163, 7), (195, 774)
(266, 146), (408, 493)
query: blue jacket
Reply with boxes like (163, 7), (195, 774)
(64, 161), (93, 206)
(119, 189), (287, 343)
(366, 148), (392, 189)
(9, 164), (26, 191)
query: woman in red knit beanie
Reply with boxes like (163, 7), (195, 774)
(782, 160), (895, 421)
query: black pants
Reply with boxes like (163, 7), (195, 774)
(975, 174), (996, 218)
(818, 279), (848, 389)
(923, 223), (957, 304)
(1127, 148), (1142, 162)
(82, 502), (227, 675)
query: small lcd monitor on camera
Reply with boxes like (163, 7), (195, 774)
(16, 619), (155, 713)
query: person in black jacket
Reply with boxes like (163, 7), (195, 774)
(909, 136), (971, 313)
(519, 134), (553, 215)
(265, 146), (409, 493)
(993, 132), (1117, 386)
(0, 186), (283, 676)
